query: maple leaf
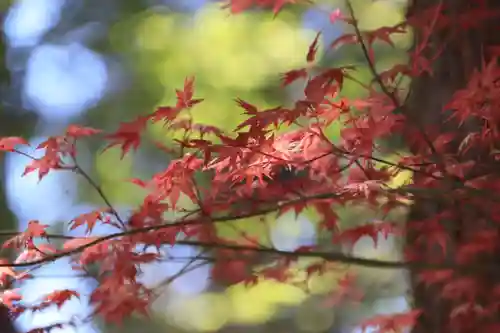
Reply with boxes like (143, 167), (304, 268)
(175, 76), (203, 109)
(42, 289), (80, 309)
(1, 290), (22, 307)
(0, 137), (29, 152)
(222, 0), (253, 13)
(333, 221), (399, 247)
(69, 209), (108, 234)
(79, 240), (115, 266)
(2, 221), (50, 264)
(65, 125), (102, 138)
(304, 68), (349, 103)
(0, 259), (15, 286)
(37, 136), (68, 156)
(280, 68), (308, 86)
(212, 260), (252, 285)
(306, 32), (321, 63)
(23, 156), (60, 181)
(15, 244), (56, 264)
(329, 8), (342, 24)
(21, 136), (69, 180)
(90, 280), (151, 324)
(104, 116), (149, 158)
(378, 64), (411, 83)
(235, 98), (259, 115)
(127, 199), (169, 229)
(235, 105), (289, 132)
(364, 25), (407, 48)
(361, 310), (422, 333)
(330, 33), (358, 50)
(150, 105), (181, 124)
(150, 154), (203, 208)
(24, 220), (49, 239)
(314, 202), (339, 231)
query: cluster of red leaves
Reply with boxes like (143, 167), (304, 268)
(1, 1), (500, 333)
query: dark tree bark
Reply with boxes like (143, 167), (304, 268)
(404, 0), (500, 332)
(0, 304), (16, 333)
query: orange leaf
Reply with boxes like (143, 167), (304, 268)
(70, 209), (108, 234)
(65, 125), (102, 138)
(0, 137), (29, 152)
(280, 68), (308, 86)
(104, 116), (149, 158)
(43, 289), (80, 308)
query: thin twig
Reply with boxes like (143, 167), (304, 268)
(344, 0), (445, 172)
(71, 152), (127, 230)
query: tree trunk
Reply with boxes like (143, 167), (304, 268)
(404, 0), (500, 332)
(0, 304), (17, 333)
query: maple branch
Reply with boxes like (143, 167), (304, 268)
(150, 254), (211, 294)
(0, 199), (491, 274)
(344, 0), (398, 104)
(0, 234), (406, 269)
(71, 153), (127, 230)
(335, 148), (439, 179)
(240, 135), (438, 179)
(0, 168), (496, 274)
(344, 0), (445, 172)
(2, 232), (494, 274)
(12, 149), (37, 161)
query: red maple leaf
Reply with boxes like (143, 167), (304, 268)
(0, 259), (16, 286)
(280, 68), (308, 86)
(330, 33), (358, 50)
(3, 221), (49, 253)
(150, 106), (181, 124)
(304, 68), (349, 103)
(69, 209), (109, 234)
(0, 137), (29, 152)
(1, 290), (22, 307)
(15, 244), (56, 264)
(24, 220), (49, 239)
(306, 32), (321, 63)
(360, 310), (422, 333)
(333, 221), (399, 247)
(363, 25), (407, 48)
(104, 116), (149, 158)
(41, 289), (80, 309)
(23, 156), (61, 181)
(175, 76), (203, 109)
(65, 125), (102, 138)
